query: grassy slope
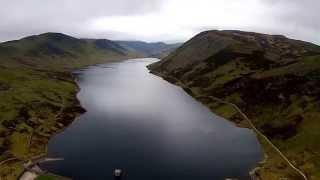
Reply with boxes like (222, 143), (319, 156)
(0, 33), (141, 179)
(0, 33), (140, 69)
(148, 30), (320, 180)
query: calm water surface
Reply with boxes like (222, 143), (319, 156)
(44, 58), (262, 180)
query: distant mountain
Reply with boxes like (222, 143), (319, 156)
(116, 40), (181, 58)
(0, 33), (141, 69)
(149, 30), (320, 179)
(83, 38), (129, 55)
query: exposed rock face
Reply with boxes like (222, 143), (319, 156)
(149, 30), (320, 179)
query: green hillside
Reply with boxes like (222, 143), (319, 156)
(148, 30), (320, 180)
(0, 33), (140, 179)
(0, 33), (140, 69)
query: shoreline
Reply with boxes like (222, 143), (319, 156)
(16, 72), (86, 180)
(29, 59), (261, 180)
(1, 57), (303, 179)
(147, 69), (265, 179)
(0, 69), (86, 179)
(15, 57), (144, 179)
(147, 69), (306, 180)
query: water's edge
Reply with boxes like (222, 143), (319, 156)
(147, 69), (264, 179)
(41, 59), (262, 180)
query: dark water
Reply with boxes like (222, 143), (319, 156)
(44, 58), (262, 180)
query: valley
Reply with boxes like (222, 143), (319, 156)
(0, 33), (178, 179)
(0, 30), (319, 180)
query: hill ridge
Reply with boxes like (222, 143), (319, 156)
(149, 30), (320, 179)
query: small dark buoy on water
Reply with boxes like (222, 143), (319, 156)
(114, 169), (123, 180)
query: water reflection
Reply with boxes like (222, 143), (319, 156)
(44, 58), (262, 180)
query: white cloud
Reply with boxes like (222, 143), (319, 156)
(89, 0), (272, 42)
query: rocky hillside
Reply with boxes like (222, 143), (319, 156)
(148, 30), (320, 180)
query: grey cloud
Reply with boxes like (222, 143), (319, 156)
(0, 0), (164, 41)
(259, 0), (320, 37)
(0, 0), (319, 44)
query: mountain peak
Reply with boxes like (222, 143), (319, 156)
(27, 32), (77, 42)
(39, 32), (71, 36)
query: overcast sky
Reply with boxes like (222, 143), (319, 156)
(0, 0), (319, 44)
